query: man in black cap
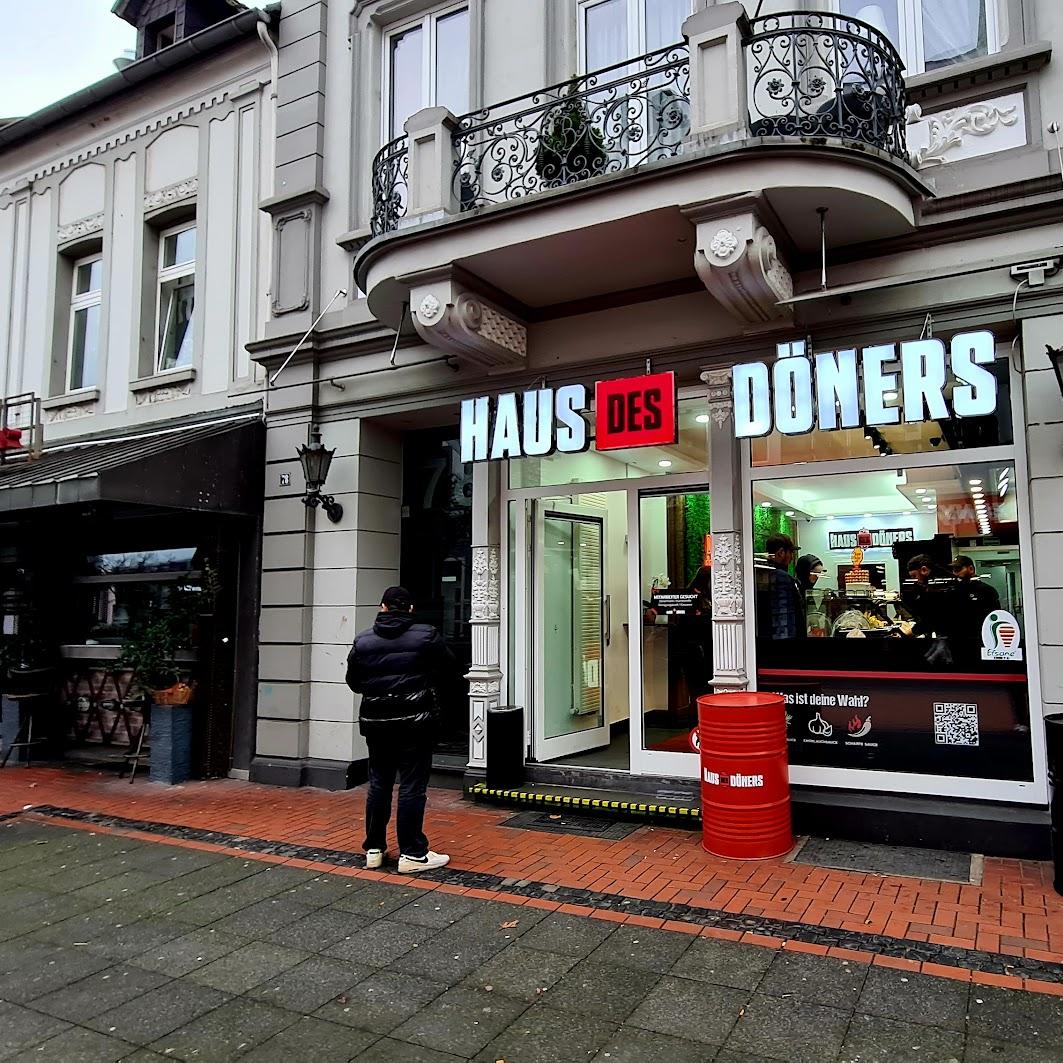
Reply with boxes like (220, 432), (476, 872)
(345, 586), (456, 873)
(950, 554), (1001, 641)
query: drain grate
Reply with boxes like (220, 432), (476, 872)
(794, 837), (977, 884)
(499, 810), (641, 840)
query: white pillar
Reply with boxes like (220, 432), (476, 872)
(683, 3), (750, 144)
(404, 106), (459, 221)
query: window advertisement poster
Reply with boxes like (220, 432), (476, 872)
(758, 671), (1034, 781)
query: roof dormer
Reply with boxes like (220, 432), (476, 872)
(112, 0), (246, 59)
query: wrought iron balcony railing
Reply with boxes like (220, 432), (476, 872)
(452, 42), (690, 212)
(367, 13), (907, 236)
(746, 12), (907, 159)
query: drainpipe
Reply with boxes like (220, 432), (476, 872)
(256, 16), (279, 101)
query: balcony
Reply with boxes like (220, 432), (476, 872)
(369, 12), (908, 238)
(357, 7), (925, 354)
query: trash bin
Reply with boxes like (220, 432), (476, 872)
(486, 705), (525, 790)
(1045, 714), (1063, 895)
(697, 691), (793, 859)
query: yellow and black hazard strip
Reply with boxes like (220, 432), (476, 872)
(465, 783), (701, 825)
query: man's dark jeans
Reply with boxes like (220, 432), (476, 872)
(363, 729), (433, 858)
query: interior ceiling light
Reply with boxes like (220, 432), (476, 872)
(969, 479), (982, 486)
(927, 504), (937, 509)
(695, 413), (710, 424)
(863, 513), (873, 518)
(915, 488), (926, 495)
(785, 510), (795, 516)
(658, 459), (673, 468)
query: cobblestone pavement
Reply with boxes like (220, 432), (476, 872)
(2, 816), (1063, 1062)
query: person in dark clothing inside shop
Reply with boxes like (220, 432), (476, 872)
(345, 586), (457, 873)
(902, 553), (954, 638)
(795, 554), (825, 593)
(762, 534), (806, 639)
(678, 564), (714, 703)
(949, 554), (1002, 640)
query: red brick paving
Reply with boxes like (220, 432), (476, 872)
(2, 767), (1062, 991)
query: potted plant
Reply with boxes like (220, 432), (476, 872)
(121, 611), (195, 783)
(535, 86), (608, 189)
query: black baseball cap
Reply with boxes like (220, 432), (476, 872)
(381, 586), (414, 611)
(950, 555), (974, 570)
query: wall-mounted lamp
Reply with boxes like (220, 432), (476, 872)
(1047, 345), (1063, 399)
(296, 427), (343, 523)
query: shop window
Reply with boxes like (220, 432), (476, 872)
(750, 353), (1012, 468)
(384, 4), (469, 141)
(750, 461), (1032, 782)
(510, 395), (709, 489)
(67, 255), (102, 392)
(838, 0), (997, 75)
(579, 0), (692, 68)
(73, 548), (201, 645)
(156, 223), (196, 372)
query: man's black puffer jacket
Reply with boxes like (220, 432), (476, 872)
(345, 611), (456, 737)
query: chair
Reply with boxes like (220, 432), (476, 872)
(120, 701), (151, 783)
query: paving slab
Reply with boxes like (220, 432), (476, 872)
(589, 1026), (717, 1063)
(584, 924), (694, 972)
(241, 1015), (378, 1062)
(966, 985), (1063, 1050)
(0, 1000), (71, 1059)
(6, 1025), (135, 1063)
(391, 984), (529, 1058)
(323, 916), (435, 967)
(548, 958), (662, 1022)
(129, 926), (246, 976)
(185, 940), (310, 995)
(313, 969), (448, 1035)
(248, 955), (373, 1014)
(459, 943), (579, 1001)
(518, 911), (617, 958)
(758, 949), (868, 1007)
(668, 935), (775, 991)
(265, 905), (372, 951)
(147, 997), (298, 1061)
(627, 974), (748, 1046)
(721, 993), (852, 1063)
(472, 1003), (618, 1063)
(86, 979), (230, 1044)
(352, 1036), (466, 1062)
(839, 1011), (966, 1062)
(29, 963), (169, 1024)
(858, 967), (971, 1032)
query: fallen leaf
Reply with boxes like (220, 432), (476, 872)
(501, 920), (519, 929)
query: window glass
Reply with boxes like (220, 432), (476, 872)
(435, 8), (470, 117)
(645, 0), (689, 51)
(840, 0), (902, 49)
(70, 304), (100, 390)
(750, 355), (1012, 467)
(922, 0), (987, 69)
(163, 227), (196, 268)
(585, 0), (628, 69)
(509, 397), (709, 488)
(389, 24), (424, 138)
(639, 490), (711, 754)
(751, 461), (1032, 782)
(158, 276), (195, 371)
(75, 259), (102, 295)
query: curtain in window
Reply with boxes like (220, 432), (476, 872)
(645, 0), (688, 52)
(585, 0), (627, 70)
(922, 0), (986, 68)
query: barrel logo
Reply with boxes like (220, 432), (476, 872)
(703, 769), (764, 788)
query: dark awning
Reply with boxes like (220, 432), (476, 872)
(0, 413), (264, 516)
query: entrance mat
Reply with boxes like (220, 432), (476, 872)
(499, 810), (641, 840)
(19, 805), (1063, 985)
(794, 837), (977, 884)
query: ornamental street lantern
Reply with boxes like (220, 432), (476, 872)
(296, 427), (343, 523)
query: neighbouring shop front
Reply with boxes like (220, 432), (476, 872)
(467, 324), (1048, 844)
(0, 412), (264, 780)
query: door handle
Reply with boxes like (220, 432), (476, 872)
(603, 595), (611, 646)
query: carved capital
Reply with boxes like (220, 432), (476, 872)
(694, 213), (793, 324)
(470, 545), (501, 622)
(410, 278), (526, 368)
(701, 367), (732, 429)
(906, 100), (1020, 169)
(710, 532), (744, 621)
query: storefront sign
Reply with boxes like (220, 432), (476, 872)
(828, 528), (914, 550)
(982, 610), (1023, 662)
(732, 331), (998, 439)
(459, 372), (676, 463)
(762, 670), (1033, 780)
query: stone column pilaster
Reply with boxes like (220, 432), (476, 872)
(467, 462), (503, 769)
(704, 367), (750, 692)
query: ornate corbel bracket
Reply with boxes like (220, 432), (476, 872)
(409, 278), (527, 369)
(692, 212), (793, 325)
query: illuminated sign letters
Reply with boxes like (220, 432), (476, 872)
(460, 372), (677, 463)
(732, 331), (998, 439)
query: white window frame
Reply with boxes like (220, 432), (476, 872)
(155, 221), (196, 374)
(382, 1), (471, 144)
(67, 254), (102, 393)
(836, 0), (999, 76)
(577, 0), (694, 72)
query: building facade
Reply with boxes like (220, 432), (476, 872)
(249, 0), (1063, 854)
(0, 0), (276, 777)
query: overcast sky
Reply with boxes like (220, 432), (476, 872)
(0, 0), (267, 120)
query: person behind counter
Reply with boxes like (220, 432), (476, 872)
(949, 554), (1001, 640)
(795, 554), (825, 592)
(762, 535), (806, 640)
(902, 553), (954, 638)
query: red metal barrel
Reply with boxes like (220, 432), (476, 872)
(697, 691), (792, 860)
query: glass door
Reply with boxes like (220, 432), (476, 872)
(632, 488), (711, 776)
(531, 504), (610, 761)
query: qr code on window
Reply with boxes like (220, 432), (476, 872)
(933, 702), (979, 746)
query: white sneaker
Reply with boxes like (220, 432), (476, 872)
(365, 849), (385, 869)
(398, 851), (450, 874)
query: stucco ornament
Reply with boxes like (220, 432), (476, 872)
(57, 212), (104, 244)
(709, 229), (739, 260)
(711, 533), (744, 621)
(417, 293), (445, 326)
(906, 102), (1019, 169)
(144, 177), (198, 212)
(702, 368), (733, 429)
(470, 546), (501, 622)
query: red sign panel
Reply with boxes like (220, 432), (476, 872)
(593, 371), (677, 451)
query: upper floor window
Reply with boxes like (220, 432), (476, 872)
(385, 4), (470, 140)
(68, 256), (102, 392)
(156, 223), (195, 372)
(579, 0), (692, 70)
(840, 0), (997, 74)
(146, 14), (177, 55)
